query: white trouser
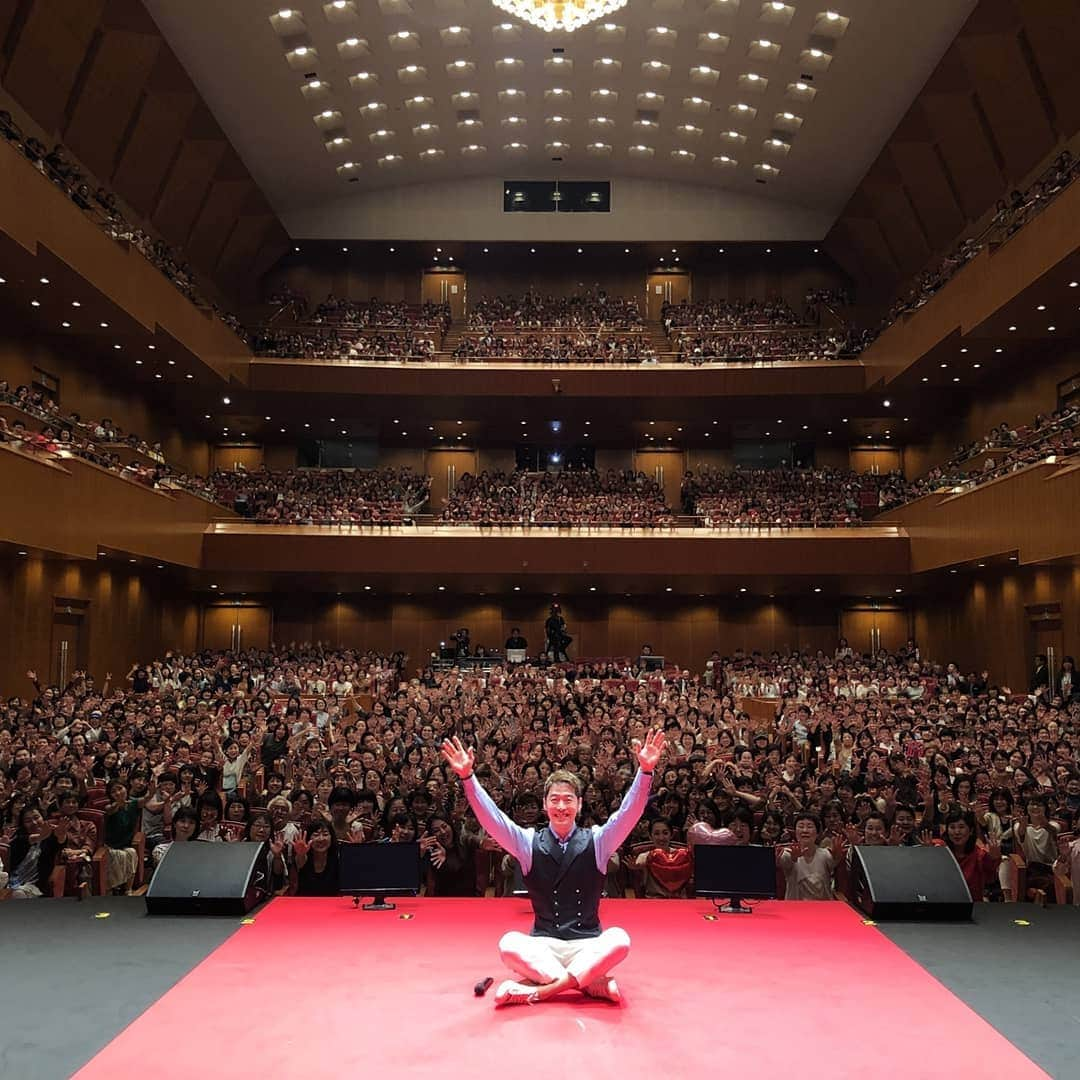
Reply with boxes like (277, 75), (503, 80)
(498, 927), (630, 988)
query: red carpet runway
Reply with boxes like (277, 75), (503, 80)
(74, 898), (1048, 1080)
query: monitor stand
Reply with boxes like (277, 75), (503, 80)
(714, 897), (753, 915)
(353, 896), (397, 911)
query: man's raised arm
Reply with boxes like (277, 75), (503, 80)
(594, 729), (666, 868)
(441, 737), (532, 872)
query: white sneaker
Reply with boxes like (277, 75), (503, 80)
(494, 980), (539, 1007)
(583, 977), (621, 1004)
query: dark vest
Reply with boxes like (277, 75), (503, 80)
(523, 826), (605, 940)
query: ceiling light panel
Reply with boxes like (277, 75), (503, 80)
(397, 64), (428, 82)
(786, 80), (818, 102)
(497, 88), (526, 103)
(446, 58), (476, 77)
(799, 46), (833, 70)
(642, 59), (672, 78)
(683, 95), (711, 113)
(759, 1), (795, 25)
(419, 147), (445, 160)
(544, 56), (573, 72)
(813, 10), (850, 37)
(388, 30), (419, 50)
(300, 79), (332, 101)
(450, 90), (478, 106)
(285, 45), (318, 70)
(590, 87), (618, 103)
(637, 90), (665, 106)
(347, 71), (378, 90)
(412, 121), (440, 137)
(323, 0), (359, 20)
(491, 22), (521, 42)
(544, 87), (572, 102)
(438, 25), (472, 45)
(698, 31), (730, 53)
(646, 26), (678, 45)
(336, 37), (370, 58)
(405, 94), (434, 111)
(313, 109), (344, 130)
(748, 38), (781, 60)
(595, 22), (626, 42)
(269, 9), (307, 34)
(495, 57), (524, 73)
(737, 71), (769, 92)
(690, 64), (720, 84)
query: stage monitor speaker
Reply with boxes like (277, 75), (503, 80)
(848, 845), (973, 921)
(145, 841), (269, 916)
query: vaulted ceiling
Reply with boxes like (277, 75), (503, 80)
(142, 0), (976, 233)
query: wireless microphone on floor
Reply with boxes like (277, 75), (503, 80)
(474, 976), (494, 996)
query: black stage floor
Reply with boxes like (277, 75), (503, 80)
(1, 899), (1076, 1080)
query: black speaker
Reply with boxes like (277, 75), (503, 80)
(848, 845), (973, 921)
(145, 841), (269, 916)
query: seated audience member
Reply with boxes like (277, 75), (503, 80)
(3, 806), (68, 898)
(291, 819), (340, 896)
(634, 818), (692, 898)
(777, 812), (843, 899)
(103, 779), (147, 894)
(151, 807), (199, 866)
(245, 810), (289, 895)
(925, 810), (1001, 902)
(1014, 795), (1059, 896)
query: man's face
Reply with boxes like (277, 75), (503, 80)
(544, 782), (581, 833)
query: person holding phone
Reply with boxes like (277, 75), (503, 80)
(441, 728), (664, 1007)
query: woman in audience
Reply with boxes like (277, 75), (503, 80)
(103, 778), (145, 894)
(926, 810), (1001, 901)
(3, 805), (68, 898)
(151, 807), (199, 866)
(291, 818), (340, 897)
(246, 809), (289, 895)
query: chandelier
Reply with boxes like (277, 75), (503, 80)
(491, 0), (628, 34)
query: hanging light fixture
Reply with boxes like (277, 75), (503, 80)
(491, 0), (627, 34)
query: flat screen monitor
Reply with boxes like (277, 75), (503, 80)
(640, 655), (664, 671)
(693, 844), (777, 902)
(506, 648), (527, 664)
(339, 842), (421, 909)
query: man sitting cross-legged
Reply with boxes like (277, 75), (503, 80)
(441, 729), (664, 1007)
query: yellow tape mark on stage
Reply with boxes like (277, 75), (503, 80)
(1013, 919), (1031, 926)
(94, 912), (110, 919)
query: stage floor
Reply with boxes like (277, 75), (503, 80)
(2, 897), (1072, 1079)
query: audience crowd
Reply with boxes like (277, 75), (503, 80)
(210, 467), (430, 524)
(251, 328), (438, 361)
(0, 382), (216, 499)
(2, 641), (1077, 903)
(0, 111), (247, 344)
(661, 299), (801, 332)
(681, 467), (908, 526)
(467, 293), (642, 330)
(311, 298), (451, 333)
(882, 150), (1079, 329)
(441, 469), (673, 526)
(673, 327), (874, 363)
(453, 333), (656, 363)
(881, 403), (1080, 508)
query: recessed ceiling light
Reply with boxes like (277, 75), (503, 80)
(1037, 304), (1046, 311)
(61, 321), (70, 327)
(30, 300), (40, 307)
(223, 397), (231, 404)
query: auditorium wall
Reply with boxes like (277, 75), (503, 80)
(915, 562), (1080, 691)
(0, 334), (211, 475)
(902, 345), (1080, 480)
(265, 250), (848, 315)
(0, 556), (199, 695)
(265, 594), (846, 671)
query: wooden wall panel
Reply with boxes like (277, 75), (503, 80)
(112, 87), (197, 217)
(862, 169), (930, 278)
(187, 178), (254, 272)
(0, 555), (198, 695)
(3, 0), (103, 134)
(62, 28), (161, 180)
(151, 135), (226, 249)
(921, 84), (1004, 221)
(888, 130), (965, 252)
(1017, 0), (1080, 136)
(0, 333), (211, 474)
(253, 593), (853, 671)
(957, 31), (1055, 180)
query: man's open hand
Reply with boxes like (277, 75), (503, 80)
(631, 727), (666, 773)
(440, 736), (475, 779)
